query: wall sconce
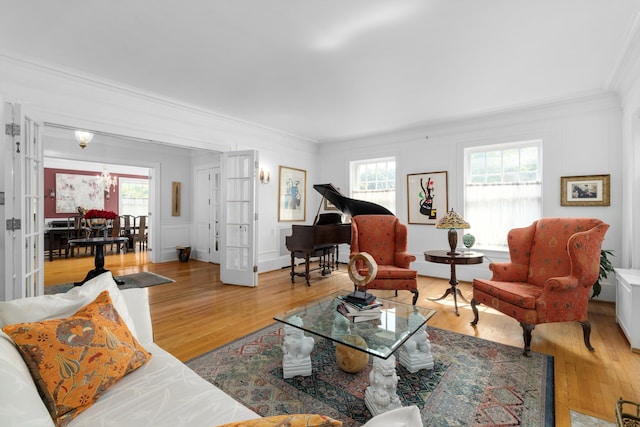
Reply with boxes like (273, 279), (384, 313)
(75, 130), (94, 149)
(259, 168), (271, 184)
(49, 187), (55, 198)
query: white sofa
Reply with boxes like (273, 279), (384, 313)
(0, 272), (259, 427)
(0, 272), (423, 427)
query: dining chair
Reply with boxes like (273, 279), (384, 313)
(67, 215), (91, 257)
(109, 219), (127, 254)
(132, 215), (148, 251)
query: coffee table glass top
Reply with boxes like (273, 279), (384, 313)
(274, 290), (437, 359)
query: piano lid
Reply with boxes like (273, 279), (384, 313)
(313, 183), (393, 217)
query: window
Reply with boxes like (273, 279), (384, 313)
(118, 177), (149, 217)
(464, 140), (542, 249)
(350, 157), (396, 214)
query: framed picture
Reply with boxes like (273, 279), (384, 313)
(561, 174), (610, 206)
(278, 166), (306, 221)
(172, 182), (181, 216)
(323, 188), (339, 211)
(407, 171), (448, 224)
(55, 173), (104, 213)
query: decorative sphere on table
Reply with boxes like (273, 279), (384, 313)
(463, 233), (475, 250)
(336, 335), (370, 373)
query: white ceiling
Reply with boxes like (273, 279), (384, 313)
(2, 1), (639, 142)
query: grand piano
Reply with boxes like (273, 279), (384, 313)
(285, 183), (393, 285)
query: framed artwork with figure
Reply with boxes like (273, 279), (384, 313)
(561, 174), (610, 206)
(278, 166), (306, 221)
(407, 171), (448, 224)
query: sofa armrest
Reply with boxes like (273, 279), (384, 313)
(121, 288), (154, 345)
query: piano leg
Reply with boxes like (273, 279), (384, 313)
(304, 254), (311, 285)
(289, 252), (296, 283)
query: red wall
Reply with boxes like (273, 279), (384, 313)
(45, 168), (148, 219)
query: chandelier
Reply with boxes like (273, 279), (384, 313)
(97, 166), (118, 193)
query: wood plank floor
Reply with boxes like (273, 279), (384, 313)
(44, 250), (640, 425)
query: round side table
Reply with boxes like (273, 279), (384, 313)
(424, 250), (484, 316)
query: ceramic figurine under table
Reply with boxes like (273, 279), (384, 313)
(365, 347), (402, 416)
(282, 315), (314, 378)
(399, 311), (434, 373)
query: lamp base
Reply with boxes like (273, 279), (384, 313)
(447, 229), (459, 255)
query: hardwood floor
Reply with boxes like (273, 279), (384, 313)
(44, 250), (640, 425)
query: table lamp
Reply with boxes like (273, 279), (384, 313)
(435, 209), (470, 255)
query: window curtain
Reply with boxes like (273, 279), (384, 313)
(465, 182), (541, 248)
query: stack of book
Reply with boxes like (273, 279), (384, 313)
(336, 296), (383, 323)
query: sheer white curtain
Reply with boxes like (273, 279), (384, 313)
(465, 182), (541, 248)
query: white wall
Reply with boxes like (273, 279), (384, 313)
(317, 93), (623, 301)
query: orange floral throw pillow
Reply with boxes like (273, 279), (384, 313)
(217, 414), (343, 427)
(2, 290), (151, 427)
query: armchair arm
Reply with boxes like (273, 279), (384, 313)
(567, 222), (609, 287)
(394, 252), (416, 268)
(544, 276), (579, 291)
(489, 262), (529, 282)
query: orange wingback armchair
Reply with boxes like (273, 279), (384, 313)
(350, 215), (419, 305)
(471, 217), (609, 356)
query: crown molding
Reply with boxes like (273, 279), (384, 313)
(0, 53), (317, 145)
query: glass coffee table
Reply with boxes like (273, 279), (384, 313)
(274, 290), (437, 416)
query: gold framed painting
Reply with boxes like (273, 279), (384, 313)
(278, 166), (306, 221)
(560, 174), (610, 206)
(407, 171), (448, 224)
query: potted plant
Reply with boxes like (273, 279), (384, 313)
(592, 249), (615, 299)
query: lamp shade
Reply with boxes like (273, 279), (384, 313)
(436, 209), (470, 255)
(435, 209), (470, 230)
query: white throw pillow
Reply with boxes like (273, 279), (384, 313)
(361, 406), (423, 427)
(0, 271), (138, 338)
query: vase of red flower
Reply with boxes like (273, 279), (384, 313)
(84, 209), (118, 227)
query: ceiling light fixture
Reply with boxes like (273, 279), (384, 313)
(97, 165), (118, 193)
(75, 130), (94, 149)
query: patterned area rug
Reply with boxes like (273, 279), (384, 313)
(186, 323), (554, 427)
(45, 272), (175, 295)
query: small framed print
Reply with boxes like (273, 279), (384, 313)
(172, 182), (181, 216)
(561, 174), (610, 206)
(407, 171), (448, 224)
(278, 166), (306, 221)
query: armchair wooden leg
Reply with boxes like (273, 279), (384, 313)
(410, 289), (418, 305)
(520, 322), (535, 357)
(580, 321), (595, 351)
(470, 298), (480, 326)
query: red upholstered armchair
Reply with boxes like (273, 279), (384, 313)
(471, 217), (609, 356)
(350, 215), (419, 305)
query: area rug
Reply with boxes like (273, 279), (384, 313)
(186, 323), (554, 427)
(44, 271), (175, 294)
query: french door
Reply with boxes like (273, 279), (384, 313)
(220, 150), (258, 286)
(2, 102), (44, 300)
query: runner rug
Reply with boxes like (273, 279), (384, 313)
(186, 323), (554, 427)
(45, 271), (175, 294)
